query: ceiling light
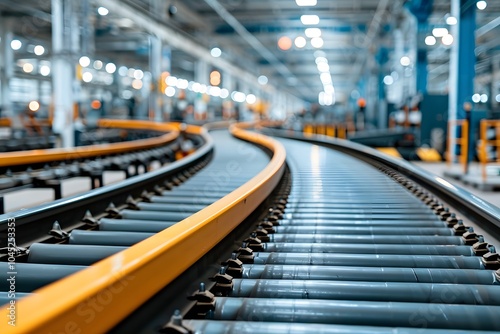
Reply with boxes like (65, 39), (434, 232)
(480, 94), (488, 103)
(442, 34), (454, 46)
(23, 63), (34, 73)
(472, 94), (480, 103)
(476, 1), (487, 10)
(425, 36), (436, 46)
(79, 56), (91, 68)
(134, 69), (144, 80)
(220, 89), (229, 99)
(278, 36), (292, 51)
(320, 72), (331, 84)
(165, 86), (176, 97)
(132, 79), (143, 90)
(383, 75), (394, 85)
(246, 94), (257, 104)
(11, 39), (22, 50)
(300, 15), (319, 25)
(315, 56), (327, 64)
(105, 63), (116, 74)
(496, 94), (500, 103)
(28, 101), (40, 112)
(40, 65), (51, 76)
(258, 75), (268, 85)
(432, 27), (448, 37)
(296, 0), (317, 6)
(446, 16), (457, 25)
(294, 36), (306, 48)
(311, 37), (324, 48)
(93, 60), (103, 70)
(400, 56), (411, 67)
(211, 47), (222, 57)
(98, 7), (109, 16)
(82, 72), (93, 82)
(305, 28), (321, 38)
(34, 45), (45, 56)
(317, 62), (329, 72)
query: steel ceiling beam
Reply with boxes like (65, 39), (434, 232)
(203, 0), (304, 98)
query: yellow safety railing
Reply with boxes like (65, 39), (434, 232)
(0, 119), (181, 167)
(446, 120), (469, 174)
(479, 119), (500, 180)
(302, 123), (354, 138)
(0, 122), (286, 334)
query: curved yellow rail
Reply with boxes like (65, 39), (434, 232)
(1, 123), (286, 334)
(0, 119), (182, 167)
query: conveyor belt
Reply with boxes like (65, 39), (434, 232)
(0, 130), (270, 306)
(2, 125), (500, 334)
(172, 139), (500, 333)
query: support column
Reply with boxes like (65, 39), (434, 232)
(149, 35), (162, 121)
(377, 48), (389, 128)
(194, 60), (209, 120)
(0, 16), (13, 118)
(51, 0), (76, 147)
(456, 0), (476, 120)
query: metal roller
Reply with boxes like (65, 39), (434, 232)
(98, 218), (176, 232)
(229, 279), (500, 305)
(272, 226), (453, 236)
(241, 265), (499, 284)
(28, 243), (126, 265)
(151, 196), (218, 205)
(268, 234), (464, 245)
(137, 202), (205, 212)
(250, 252), (483, 269)
(0, 263), (85, 291)
(70, 230), (153, 246)
(120, 209), (189, 221)
(184, 320), (488, 334)
(283, 203), (428, 209)
(277, 219), (446, 227)
(284, 208), (434, 214)
(262, 243), (474, 256)
(211, 298), (500, 330)
(280, 213), (437, 220)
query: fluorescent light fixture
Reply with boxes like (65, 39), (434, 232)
(425, 36), (436, 46)
(98, 7), (109, 16)
(432, 27), (448, 37)
(105, 63), (116, 74)
(211, 47), (222, 57)
(442, 34), (454, 46)
(315, 56), (328, 64)
(400, 56), (411, 67)
(305, 28), (321, 38)
(317, 62), (329, 72)
(311, 37), (323, 48)
(446, 16), (457, 25)
(34, 45), (44, 56)
(476, 1), (487, 10)
(11, 39), (22, 50)
(296, 0), (317, 6)
(79, 56), (91, 68)
(40, 65), (50, 76)
(320, 72), (331, 84)
(294, 36), (306, 48)
(301, 15), (319, 25)
(258, 75), (268, 85)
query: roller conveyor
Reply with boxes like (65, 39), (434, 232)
(0, 130), (271, 303)
(170, 138), (500, 333)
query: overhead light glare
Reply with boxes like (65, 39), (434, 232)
(34, 45), (45, 56)
(211, 47), (222, 58)
(294, 36), (306, 48)
(311, 37), (324, 48)
(476, 1), (487, 10)
(258, 75), (268, 85)
(442, 34), (454, 46)
(305, 28), (321, 38)
(98, 7), (109, 16)
(11, 39), (22, 50)
(296, 0), (317, 6)
(446, 16), (457, 25)
(425, 35), (436, 46)
(300, 15), (319, 25)
(400, 56), (411, 67)
(432, 27), (448, 37)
